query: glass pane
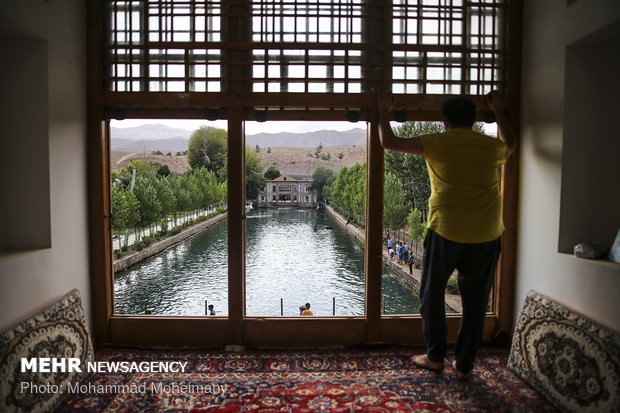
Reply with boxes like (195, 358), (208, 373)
(110, 118), (229, 316)
(382, 120), (499, 315)
(244, 121), (369, 316)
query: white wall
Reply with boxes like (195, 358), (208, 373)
(0, 2), (90, 331)
(517, 0), (620, 332)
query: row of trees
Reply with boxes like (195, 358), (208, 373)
(112, 125), (268, 252)
(323, 163), (366, 224)
(112, 161), (226, 250)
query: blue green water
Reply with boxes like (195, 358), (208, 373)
(114, 208), (420, 316)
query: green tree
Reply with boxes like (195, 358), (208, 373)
(245, 146), (266, 201)
(193, 167), (219, 209)
(323, 162), (366, 222)
(407, 207), (427, 257)
(267, 147), (271, 153)
(120, 159), (158, 183)
(314, 142), (323, 160)
(384, 172), (410, 231)
(133, 174), (162, 238)
(187, 126), (227, 181)
(157, 164), (171, 177)
(111, 184), (129, 250)
(264, 166), (281, 180)
(125, 189), (140, 246)
(154, 175), (176, 227)
(349, 163), (366, 218)
(110, 170), (121, 185)
(311, 164), (335, 201)
(170, 175), (191, 225)
(337, 152), (344, 163)
(385, 122), (441, 213)
(255, 144), (261, 153)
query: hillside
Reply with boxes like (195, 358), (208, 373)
(257, 145), (366, 176)
(111, 143), (366, 176)
(246, 128), (366, 148)
(110, 124), (368, 175)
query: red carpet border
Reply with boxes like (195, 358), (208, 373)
(57, 346), (557, 412)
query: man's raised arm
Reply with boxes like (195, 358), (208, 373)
(486, 91), (517, 156)
(376, 92), (424, 155)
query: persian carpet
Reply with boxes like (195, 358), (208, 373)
(57, 345), (556, 412)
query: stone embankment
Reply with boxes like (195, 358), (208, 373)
(113, 213), (227, 273)
(324, 205), (462, 313)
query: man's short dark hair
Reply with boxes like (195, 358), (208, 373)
(442, 96), (476, 128)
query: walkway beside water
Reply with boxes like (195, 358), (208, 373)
(113, 212), (227, 273)
(324, 204), (462, 313)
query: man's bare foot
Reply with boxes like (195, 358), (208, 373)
(412, 354), (444, 371)
(452, 360), (472, 381)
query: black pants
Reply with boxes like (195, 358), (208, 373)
(420, 229), (501, 373)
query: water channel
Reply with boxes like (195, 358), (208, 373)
(114, 207), (420, 316)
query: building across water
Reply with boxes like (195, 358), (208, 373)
(256, 175), (318, 208)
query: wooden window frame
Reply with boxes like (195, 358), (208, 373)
(87, 0), (521, 348)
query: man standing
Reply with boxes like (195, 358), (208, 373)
(377, 91), (516, 380)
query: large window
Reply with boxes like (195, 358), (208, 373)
(89, 0), (518, 347)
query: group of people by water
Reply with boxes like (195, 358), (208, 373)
(386, 230), (416, 275)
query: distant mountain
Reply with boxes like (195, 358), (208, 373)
(111, 124), (192, 140)
(110, 124), (367, 153)
(111, 137), (190, 153)
(111, 124), (192, 153)
(246, 128), (366, 148)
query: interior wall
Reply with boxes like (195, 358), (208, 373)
(0, 32), (50, 251)
(0, 1), (90, 331)
(517, 0), (620, 332)
(559, 20), (620, 253)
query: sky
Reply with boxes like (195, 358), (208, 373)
(111, 118), (497, 137)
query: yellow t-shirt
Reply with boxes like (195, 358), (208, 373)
(420, 129), (509, 243)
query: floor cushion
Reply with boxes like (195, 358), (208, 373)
(0, 289), (94, 413)
(508, 290), (620, 413)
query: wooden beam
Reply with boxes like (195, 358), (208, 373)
(87, 0), (111, 348)
(381, 315), (497, 346)
(110, 316), (233, 347)
(94, 92), (492, 112)
(244, 318), (366, 348)
(365, 117), (384, 342)
(87, 108), (112, 347)
(496, 0), (523, 336)
(227, 107), (245, 345)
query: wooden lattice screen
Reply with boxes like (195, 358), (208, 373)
(104, 0), (507, 98)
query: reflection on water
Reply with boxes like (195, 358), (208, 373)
(114, 208), (419, 316)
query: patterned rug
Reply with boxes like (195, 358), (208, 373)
(58, 345), (556, 412)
